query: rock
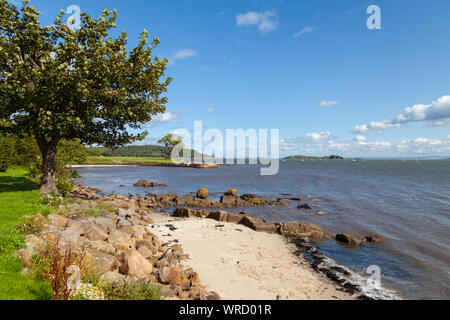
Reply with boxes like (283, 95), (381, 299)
(173, 208), (210, 219)
(205, 210), (225, 222)
(364, 235), (386, 243)
(155, 193), (177, 204)
(108, 229), (134, 251)
(158, 266), (182, 285)
(336, 233), (366, 246)
(85, 249), (118, 273)
(141, 214), (155, 224)
(89, 240), (116, 255)
(205, 291), (221, 300)
(160, 285), (176, 298)
(117, 218), (132, 228)
(220, 195), (237, 207)
(93, 217), (116, 232)
(133, 179), (152, 187)
(85, 223), (109, 241)
(297, 204), (312, 210)
(239, 215), (278, 234)
(47, 214), (69, 228)
(59, 228), (83, 247)
(25, 234), (44, 249)
(137, 245), (153, 259)
(196, 188), (209, 199)
(240, 194), (267, 206)
(118, 249), (153, 278)
(224, 188), (238, 197)
(279, 221), (327, 239)
(100, 271), (126, 283)
(101, 210), (118, 222)
(135, 239), (157, 254)
(16, 248), (35, 267)
(117, 224), (135, 235)
(117, 208), (132, 219)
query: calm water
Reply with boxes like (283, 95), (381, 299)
(75, 160), (450, 299)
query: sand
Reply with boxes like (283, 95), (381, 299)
(148, 213), (353, 300)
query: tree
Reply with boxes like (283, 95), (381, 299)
(0, 0), (171, 193)
(158, 133), (183, 158)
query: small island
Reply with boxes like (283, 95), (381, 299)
(283, 155), (344, 160)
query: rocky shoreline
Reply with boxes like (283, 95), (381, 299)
(59, 182), (391, 299)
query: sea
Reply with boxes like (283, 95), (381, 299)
(75, 159), (450, 300)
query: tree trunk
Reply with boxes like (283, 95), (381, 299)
(36, 137), (59, 194)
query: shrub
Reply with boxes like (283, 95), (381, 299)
(56, 178), (75, 197)
(100, 279), (161, 300)
(16, 214), (46, 235)
(30, 239), (102, 300)
(70, 282), (105, 300)
(39, 193), (64, 207)
(0, 135), (13, 172)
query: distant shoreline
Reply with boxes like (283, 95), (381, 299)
(71, 162), (220, 169)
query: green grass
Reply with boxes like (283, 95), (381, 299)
(0, 168), (53, 300)
(85, 156), (173, 165)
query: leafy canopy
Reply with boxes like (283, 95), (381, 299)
(0, 0), (172, 146)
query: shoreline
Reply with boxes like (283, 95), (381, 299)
(71, 162), (221, 169)
(149, 213), (353, 300)
(70, 185), (389, 300)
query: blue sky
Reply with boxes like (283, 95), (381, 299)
(19, 0), (450, 157)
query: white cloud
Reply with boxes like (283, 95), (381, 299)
(352, 95), (450, 134)
(354, 135), (367, 142)
(146, 110), (189, 128)
(207, 108), (215, 113)
(236, 11), (278, 34)
(168, 49), (198, 65)
(319, 100), (340, 108)
(280, 131), (450, 157)
(293, 26), (315, 38)
(307, 131), (331, 141)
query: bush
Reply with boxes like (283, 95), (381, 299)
(70, 282), (105, 300)
(100, 279), (161, 300)
(39, 193), (64, 207)
(0, 135), (13, 172)
(16, 214), (46, 235)
(30, 239), (102, 300)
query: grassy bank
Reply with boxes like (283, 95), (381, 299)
(0, 168), (53, 300)
(85, 156), (173, 165)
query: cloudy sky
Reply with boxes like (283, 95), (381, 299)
(30, 0), (450, 157)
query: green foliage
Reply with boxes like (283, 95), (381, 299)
(158, 134), (184, 158)
(100, 279), (161, 300)
(0, 1), (171, 192)
(0, 168), (53, 299)
(39, 192), (64, 207)
(0, 134), (13, 172)
(0, 1), (171, 145)
(89, 144), (169, 158)
(15, 214), (45, 235)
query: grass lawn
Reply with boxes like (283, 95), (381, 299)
(0, 168), (53, 300)
(85, 156), (173, 165)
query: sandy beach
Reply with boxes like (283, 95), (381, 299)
(148, 213), (353, 300)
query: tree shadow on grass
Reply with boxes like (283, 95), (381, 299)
(0, 176), (40, 193)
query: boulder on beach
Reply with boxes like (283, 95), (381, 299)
(196, 188), (209, 199)
(224, 188), (238, 197)
(279, 221), (327, 239)
(239, 215), (278, 234)
(335, 233), (366, 246)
